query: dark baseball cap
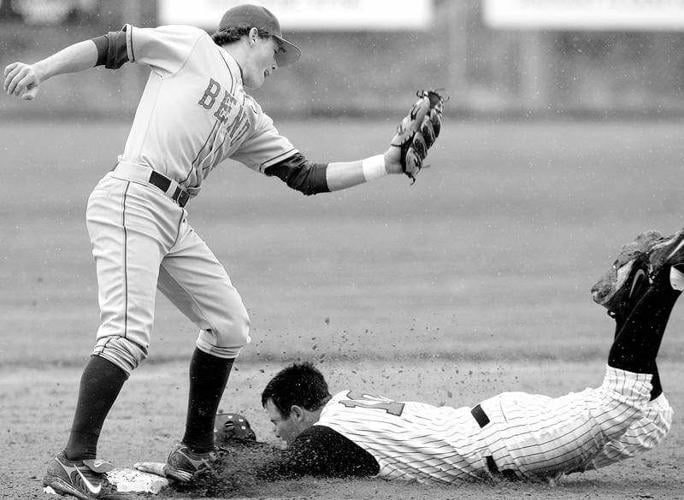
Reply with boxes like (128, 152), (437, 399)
(217, 4), (301, 67)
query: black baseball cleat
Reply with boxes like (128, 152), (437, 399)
(604, 253), (651, 322)
(165, 443), (218, 482)
(592, 230), (664, 319)
(592, 228), (684, 320)
(644, 228), (684, 285)
(43, 452), (129, 499)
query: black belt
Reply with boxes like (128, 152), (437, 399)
(148, 170), (190, 208)
(471, 404), (519, 481)
(471, 404), (490, 428)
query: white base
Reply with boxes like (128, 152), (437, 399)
(108, 468), (169, 493)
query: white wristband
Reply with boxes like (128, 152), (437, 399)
(361, 154), (387, 182)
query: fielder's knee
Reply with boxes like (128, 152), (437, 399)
(92, 335), (148, 375)
(196, 312), (251, 359)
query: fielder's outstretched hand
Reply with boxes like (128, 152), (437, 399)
(385, 89), (446, 183)
(4, 62), (40, 100)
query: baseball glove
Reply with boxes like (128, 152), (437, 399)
(391, 89), (446, 183)
(214, 412), (257, 445)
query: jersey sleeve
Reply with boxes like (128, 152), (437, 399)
(263, 153), (329, 195)
(123, 24), (205, 76)
(230, 106), (298, 172)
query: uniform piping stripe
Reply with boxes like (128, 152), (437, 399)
(260, 148), (298, 172)
(202, 115), (240, 177)
(196, 125), (225, 179)
(187, 120), (220, 184)
(218, 50), (237, 94)
(184, 48), (239, 186)
(121, 182), (130, 339)
(126, 25), (135, 62)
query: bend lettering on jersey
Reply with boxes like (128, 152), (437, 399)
(196, 78), (252, 177)
(198, 78), (236, 121)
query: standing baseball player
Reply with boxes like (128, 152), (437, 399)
(3, 4), (444, 499)
(204, 229), (682, 484)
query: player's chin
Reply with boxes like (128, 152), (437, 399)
(243, 70), (269, 90)
(244, 77), (265, 90)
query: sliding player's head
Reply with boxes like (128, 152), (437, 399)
(261, 362), (331, 445)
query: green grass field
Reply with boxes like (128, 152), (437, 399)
(2, 119), (684, 498)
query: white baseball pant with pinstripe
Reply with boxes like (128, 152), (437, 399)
(317, 366), (665, 483)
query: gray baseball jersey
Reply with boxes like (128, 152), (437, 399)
(117, 24), (297, 197)
(90, 24), (303, 372)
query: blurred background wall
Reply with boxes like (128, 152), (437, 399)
(1, 0), (683, 120)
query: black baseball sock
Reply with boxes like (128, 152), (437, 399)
(182, 348), (234, 453)
(608, 269), (680, 376)
(613, 303), (664, 400)
(650, 366), (663, 400)
(64, 355), (128, 461)
(612, 319), (663, 399)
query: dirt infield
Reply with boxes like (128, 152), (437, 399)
(3, 360), (683, 498)
(2, 119), (684, 498)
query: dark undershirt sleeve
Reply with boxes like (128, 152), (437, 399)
(263, 152), (329, 195)
(92, 27), (129, 69)
(256, 425), (380, 480)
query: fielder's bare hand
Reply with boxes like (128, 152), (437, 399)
(385, 89), (446, 183)
(3, 62), (40, 100)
